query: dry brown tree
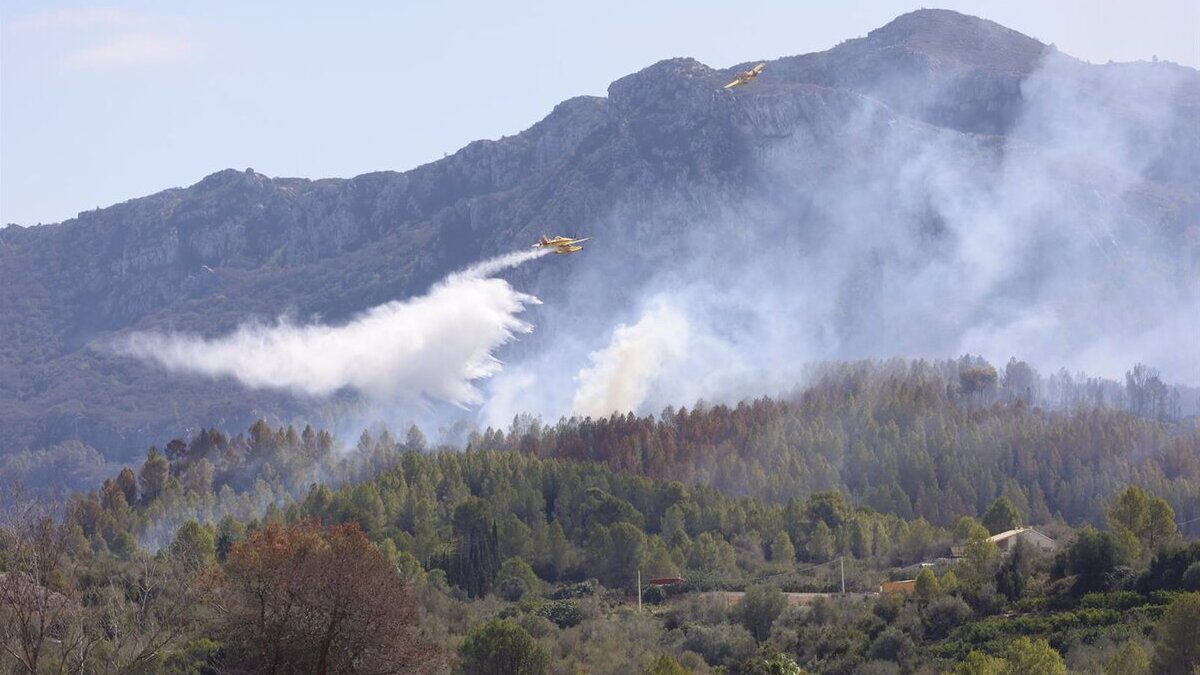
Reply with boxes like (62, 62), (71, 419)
(218, 520), (445, 674)
(0, 490), (99, 673)
(87, 550), (211, 673)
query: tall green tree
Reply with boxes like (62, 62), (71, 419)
(995, 538), (1034, 601)
(957, 525), (999, 593)
(114, 467), (138, 505)
(1065, 527), (1119, 594)
(1153, 592), (1200, 674)
(170, 521), (216, 569)
(807, 522), (835, 563)
(435, 497), (500, 597)
(915, 567), (941, 605)
(769, 531), (796, 568)
(1107, 485), (1178, 560)
(806, 492), (851, 530)
(138, 446), (169, 504)
(584, 522), (645, 590)
(982, 497), (1021, 535)
(405, 424), (427, 452)
(688, 532), (737, 578)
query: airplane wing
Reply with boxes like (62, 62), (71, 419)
(724, 79), (740, 89)
(567, 237), (590, 245)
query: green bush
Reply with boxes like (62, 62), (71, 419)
(926, 596), (973, 639)
(551, 578), (600, 599)
(867, 627), (914, 662)
(518, 598), (584, 628)
(681, 623), (757, 669)
(1182, 562), (1200, 591)
(642, 584), (668, 605)
(458, 619), (548, 675)
(1078, 591), (1144, 611)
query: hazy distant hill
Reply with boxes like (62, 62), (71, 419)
(2, 9), (1197, 464)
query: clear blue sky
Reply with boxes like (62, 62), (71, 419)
(3, 0), (1197, 226)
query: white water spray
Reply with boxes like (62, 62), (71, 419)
(116, 248), (550, 406)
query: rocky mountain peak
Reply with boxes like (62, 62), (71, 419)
(607, 57), (719, 112)
(859, 8), (1048, 74)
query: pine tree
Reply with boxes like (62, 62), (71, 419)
(138, 446), (169, 504)
(769, 531), (796, 568)
(982, 497), (1021, 535)
(807, 522), (835, 563)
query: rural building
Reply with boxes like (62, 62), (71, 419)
(647, 577), (686, 586)
(951, 527), (1059, 558)
(879, 579), (917, 596)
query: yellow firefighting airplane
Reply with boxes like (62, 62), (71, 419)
(724, 63), (765, 89)
(533, 235), (590, 254)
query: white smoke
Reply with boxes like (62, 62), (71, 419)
(483, 51), (1200, 422)
(571, 298), (689, 418)
(117, 248), (549, 407)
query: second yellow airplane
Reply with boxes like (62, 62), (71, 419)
(533, 235), (590, 254)
(724, 63), (765, 89)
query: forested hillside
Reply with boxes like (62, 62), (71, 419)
(3, 360), (1196, 672)
(8, 357), (1199, 543)
(473, 359), (1200, 536)
(2, 407), (1198, 673)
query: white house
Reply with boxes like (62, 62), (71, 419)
(951, 527), (1059, 558)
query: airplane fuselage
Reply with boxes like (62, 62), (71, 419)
(533, 234), (589, 254)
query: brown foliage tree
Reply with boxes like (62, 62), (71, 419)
(219, 520), (442, 674)
(0, 495), (97, 674)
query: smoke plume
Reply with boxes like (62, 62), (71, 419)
(482, 51), (1200, 424)
(571, 298), (689, 418)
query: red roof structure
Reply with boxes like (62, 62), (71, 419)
(647, 577), (686, 586)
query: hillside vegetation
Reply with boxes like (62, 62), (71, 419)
(2, 361), (1199, 672)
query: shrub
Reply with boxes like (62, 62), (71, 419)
(1005, 637), (1066, 675)
(643, 584), (668, 605)
(873, 592), (905, 623)
(496, 558), (541, 601)
(680, 623), (757, 669)
(1104, 640), (1150, 675)
(1078, 591), (1144, 611)
(1182, 562), (1200, 591)
(926, 596), (973, 639)
(644, 654), (689, 675)
(458, 619), (548, 675)
(551, 578), (600, 600)
(735, 584), (787, 642)
(515, 598), (585, 629)
(866, 626), (914, 662)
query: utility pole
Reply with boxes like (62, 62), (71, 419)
(840, 557), (845, 594)
(633, 566), (643, 610)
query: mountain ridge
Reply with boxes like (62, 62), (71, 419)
(2, 8), (1198, 462)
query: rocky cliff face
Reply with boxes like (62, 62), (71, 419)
(2, 9), (1197, 462)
